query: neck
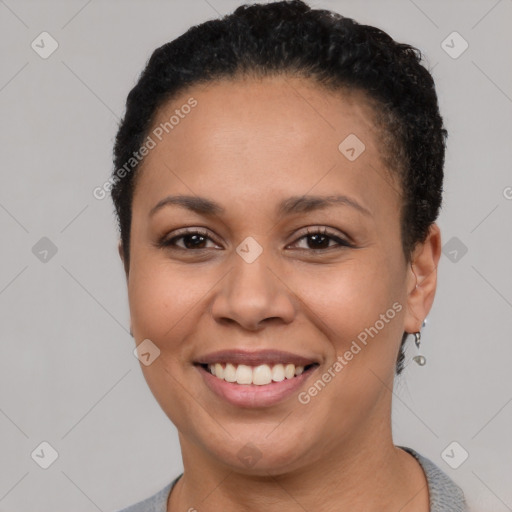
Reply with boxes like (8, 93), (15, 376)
(168, 408), (429, 511)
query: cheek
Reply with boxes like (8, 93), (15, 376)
(126, 257), (210, 429)
(127, 255), (203, 345)
(295, 261), (405, 426)
(302, 256), (406, 378)
(307, 258), (402, 329)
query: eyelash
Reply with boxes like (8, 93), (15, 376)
(157, 227), (354, 253)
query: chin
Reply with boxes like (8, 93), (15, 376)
(198, 429), (317, 476)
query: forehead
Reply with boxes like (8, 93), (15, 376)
(132, 76), (401, 219)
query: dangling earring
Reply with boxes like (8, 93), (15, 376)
(412, 319), (427, 366)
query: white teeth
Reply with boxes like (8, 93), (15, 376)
(271, 364), (285, 382)
(205, 362), (310, 385)
(284, 363), (295, 379)
(224, 363), (237, 382)
(235, 364), (253, 385)
(253, 364), (272, 385)
(214, 363), (224, 379)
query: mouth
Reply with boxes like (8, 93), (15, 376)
(193, 349), (321, 408)
(195, 361), (319, 386)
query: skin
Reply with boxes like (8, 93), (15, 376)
(119, 75), (441, 511)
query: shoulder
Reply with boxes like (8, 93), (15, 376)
(399, 446), (469, 512)
(113, 475), (181, 512)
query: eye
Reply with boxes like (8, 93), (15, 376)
(157, 226), (353, 252)
(157, 228), (219, 250)
(287, 227), (353, 251)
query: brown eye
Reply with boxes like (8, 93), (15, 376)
(158, 229), (219, 250)
(289, 227), (353, 251)
(157, 227), (353, 253)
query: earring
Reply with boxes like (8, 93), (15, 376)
(412, 319), (427, 366)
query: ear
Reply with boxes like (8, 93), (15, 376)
(117, 241), (133, 337)
(118, 240), (129, 279)
(403, 223), (442, 334)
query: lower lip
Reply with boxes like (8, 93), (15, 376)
(196, 364), (318, 408)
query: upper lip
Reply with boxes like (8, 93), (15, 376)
(194, 349), (320, 367)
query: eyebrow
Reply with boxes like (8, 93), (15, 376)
(149, 194), (372, 218)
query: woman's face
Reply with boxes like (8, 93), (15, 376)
(122, 75), (438, 474)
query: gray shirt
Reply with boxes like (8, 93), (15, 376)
(116, 446), (469, 512)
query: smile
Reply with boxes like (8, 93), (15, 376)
(193, 349), (321, 407)
(202, 362), (317, 385)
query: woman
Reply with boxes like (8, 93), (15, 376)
(111, 1), (468, 510)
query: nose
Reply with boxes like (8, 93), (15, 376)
(209, 247), (296, 331)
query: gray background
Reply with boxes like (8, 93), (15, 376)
(0, 0), (511, 511)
